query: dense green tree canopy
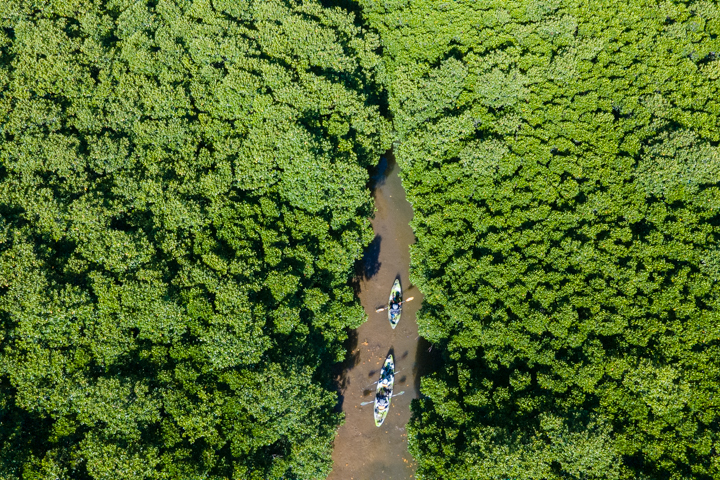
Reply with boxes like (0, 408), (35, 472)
(362, 0), (720, 478)
(0, 0), (389, 478)
(4, 0), (720, 478)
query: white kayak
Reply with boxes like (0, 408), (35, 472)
(374, 354), (395, 427)
(388, 279), (402, 329)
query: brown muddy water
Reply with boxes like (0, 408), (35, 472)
(329, 153), (436, 480)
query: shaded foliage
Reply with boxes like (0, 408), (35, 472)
(0, 0), (389, 478)
(361, 0), (720, 478)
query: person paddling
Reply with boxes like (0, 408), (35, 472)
(376, 394), (390, 411)
(375, 296), (415, 313)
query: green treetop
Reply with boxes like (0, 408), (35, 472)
(361, 0), (720, 478)
(0, 0), (389, 478)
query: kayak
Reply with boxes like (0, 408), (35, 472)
(374, 354), (395, 427)
(388, 279), (402, 329)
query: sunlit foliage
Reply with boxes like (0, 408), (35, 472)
(0, 0), (389, 478)
(362, 0), (720, 478)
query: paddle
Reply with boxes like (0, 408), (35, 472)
(375, 297), (415, 313)
(360, 391), (406, 406)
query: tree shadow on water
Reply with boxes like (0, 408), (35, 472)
(351, 234), (382, 297)
(369, 154), (392, 191)
(413, 336), (442, 398)
(331, 328), (360, 413)
(363, 235), (382, 279)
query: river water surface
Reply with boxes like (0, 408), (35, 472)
(329, 153), (434, 480)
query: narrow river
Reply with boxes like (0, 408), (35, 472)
(329, 153), (434, 479)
